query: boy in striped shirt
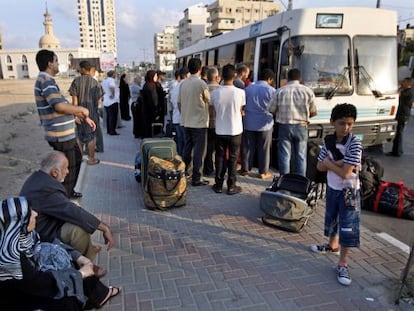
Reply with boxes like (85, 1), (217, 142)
(311, 103), (363, 286)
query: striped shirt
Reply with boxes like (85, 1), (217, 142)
(34, 72), (76, 142)
(268, 80), (316, 125)
(318, 133), (363, 190)
(68, 75), (103, 123)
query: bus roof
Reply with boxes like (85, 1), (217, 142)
(177, 7), (397, 58)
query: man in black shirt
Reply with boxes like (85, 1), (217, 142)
(388, 77), (413, 156)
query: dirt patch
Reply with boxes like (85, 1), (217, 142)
(0, 78), (72, 199)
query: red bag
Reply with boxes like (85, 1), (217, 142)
(373, 182), (414, 220)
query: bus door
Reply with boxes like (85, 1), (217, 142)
(256, 36), (280, 84)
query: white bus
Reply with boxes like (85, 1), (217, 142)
(176, 7), (399, 147)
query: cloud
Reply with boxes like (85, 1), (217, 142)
(50, 0), (78, 20)
(116, 1), (140, 31)
(151, 8), (183, 31)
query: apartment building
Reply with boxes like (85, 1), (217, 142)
(77, 0), (117, 57)
(154, 26), (179, 72)
(207, 0), (281, 36)
(179, 3), (211, 49)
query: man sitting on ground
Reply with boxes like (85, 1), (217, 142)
(20, 151), (115, 275)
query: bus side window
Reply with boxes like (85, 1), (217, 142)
(236, 43), (244, 64)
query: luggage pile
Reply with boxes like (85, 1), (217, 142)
(137, 138), (187, 210)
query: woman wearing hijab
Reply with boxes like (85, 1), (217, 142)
(141, 70), (162, 138)
(119, 73), (131, 121)
(0, 197), (120, 310)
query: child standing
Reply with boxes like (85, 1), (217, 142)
(310, 103), (363, 286)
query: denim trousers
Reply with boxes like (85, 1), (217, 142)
(183, 127), (207, 182)
(241, 129), (272, 174)
(277, 123), (307, 176)
(325, 186), (361, 248)
(173, 124), (185, 156)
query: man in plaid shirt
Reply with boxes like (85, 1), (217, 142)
(268, 68), (317, 176)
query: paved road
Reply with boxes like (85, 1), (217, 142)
(75, 118), (412, 311)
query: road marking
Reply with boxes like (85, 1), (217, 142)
(376, 232), (410, 254)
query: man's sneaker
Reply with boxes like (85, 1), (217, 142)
(310, 243), (339, 254)
(336, 265), (352, 286)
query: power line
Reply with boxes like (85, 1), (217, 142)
(399, 16), (414, 23)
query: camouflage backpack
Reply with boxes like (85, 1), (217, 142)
(144, 155), (187, 210)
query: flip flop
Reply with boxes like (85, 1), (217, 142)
(97, 286), (121, 309)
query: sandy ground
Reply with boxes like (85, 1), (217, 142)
(0, 78), (73, 199)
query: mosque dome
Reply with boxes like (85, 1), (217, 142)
(39, 34), (60, 49)
(38, 8), (61, 49)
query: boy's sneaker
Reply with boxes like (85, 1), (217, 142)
(336, 265), (352, 286)
(310, 243), (339, 254)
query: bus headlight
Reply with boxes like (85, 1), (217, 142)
(379, 124), (394, 132)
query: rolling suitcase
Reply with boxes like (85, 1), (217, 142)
(140, 138), (187, 210)
(140, 138), (177, 186)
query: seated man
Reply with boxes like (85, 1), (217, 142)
(20, 151), (115, 266)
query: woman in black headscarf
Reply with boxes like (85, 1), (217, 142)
(119, 73), (131, 121)
(0, 197), (120, 310)
(141, 70), (163, 138)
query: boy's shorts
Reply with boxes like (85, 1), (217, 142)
(324, 186), (361, 248)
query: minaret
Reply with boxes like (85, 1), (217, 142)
(39, 2), (61, 49)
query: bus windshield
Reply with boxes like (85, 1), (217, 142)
(354, 36), (398, 96)
(282, 36), (352, 97)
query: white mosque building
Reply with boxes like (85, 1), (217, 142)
(0, 8), (102, 79)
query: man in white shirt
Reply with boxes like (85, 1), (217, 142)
(210, 64), (245, 195)
(101, 71), (120, 135)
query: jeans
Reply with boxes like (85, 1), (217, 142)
(325, 186), (361, 248)
(278, 123), (307, 176)
(173, 124), (185, 156)
(183, 127), (207, 182)
(215, 134), (242, 188)
(242, 129), (272, 174)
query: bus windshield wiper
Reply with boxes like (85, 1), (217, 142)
(355, 65), (382, 97)
(325, 66), (350, 100)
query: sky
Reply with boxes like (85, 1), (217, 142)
(0, 0), (413, 66)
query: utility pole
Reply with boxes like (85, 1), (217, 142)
(140, 48), (148, 63)
(376, 0), (381, 8)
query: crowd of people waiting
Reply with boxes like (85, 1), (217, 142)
(4, 48), (410, 308)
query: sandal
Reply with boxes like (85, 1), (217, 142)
(87, 158), (100, 165)
(97, 286), (121, 309)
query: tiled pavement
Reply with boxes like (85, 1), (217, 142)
(77, 120), (412, 311)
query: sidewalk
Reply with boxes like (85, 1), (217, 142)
(77, 120), (412, 311)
